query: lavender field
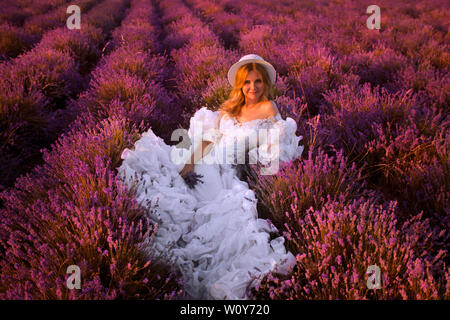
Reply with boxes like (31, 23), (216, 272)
(0, 0), (448, 300)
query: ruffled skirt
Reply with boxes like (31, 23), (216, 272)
(117, 128), (296, 299)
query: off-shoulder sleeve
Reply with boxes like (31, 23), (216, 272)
(187, 107), (223, 145)
(248, 117), (304, 167)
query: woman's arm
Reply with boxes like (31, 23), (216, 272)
(180, 108), (220, 180)
(189, 110), (225, 164)
(179, 140), (212, 179)
(188, 140), (213, 165)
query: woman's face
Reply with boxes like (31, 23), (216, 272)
(242, 70), (264, 104)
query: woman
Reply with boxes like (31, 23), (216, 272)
(118, 54), (304, 299)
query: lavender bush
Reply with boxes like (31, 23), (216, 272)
(0, 0), (130, 190)
(1, 0), (102, 60)
(251, 198), (447, 299)
(0, 116), (182, 299)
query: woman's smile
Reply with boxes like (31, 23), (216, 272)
(242, 70), (264, 104)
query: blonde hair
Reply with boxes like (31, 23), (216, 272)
(219, 63), (275, 118)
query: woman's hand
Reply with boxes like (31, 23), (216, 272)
(180, 139), (212, 188)
(180, 163), (204, 189)
(179, 163), (195, 179)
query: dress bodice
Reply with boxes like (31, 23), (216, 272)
(214, 113), (283, 165)
(186, 104), (304, 169)
(218, 112), (282, 132)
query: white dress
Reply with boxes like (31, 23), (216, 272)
(117, 103), (304, 300)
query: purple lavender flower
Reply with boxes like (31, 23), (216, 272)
(182, 171), (204, 189)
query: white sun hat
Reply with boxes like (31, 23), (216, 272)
(227, 54), (276, 87)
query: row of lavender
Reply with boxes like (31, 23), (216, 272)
(0, 0), (66, 26)
(181, 0), (449, 299)
(0, 0), (101, 60)
(0, 0), (185, 299)
(0, 0), (129, 190)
